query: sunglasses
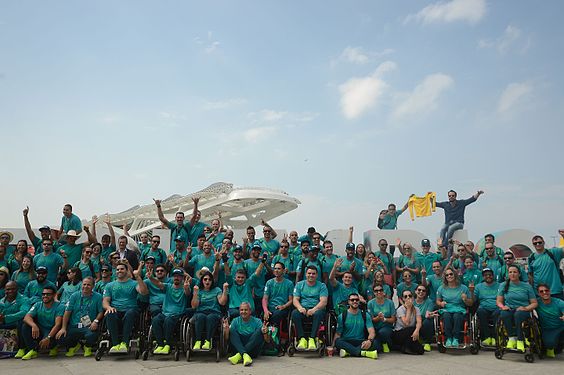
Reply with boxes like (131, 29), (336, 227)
(373, 289), (384, 292)
(538, 289), (550, 294)
(349, 298), (360, 302)
(379, 244), (388, 247)
(533, 241), (543, 245)
(152, 240), (160, 243)
(42, 293), (53, 296)
(503, 257), (513, 260)
(416, 289), (426, 292)
(156, 269), (166, 273)
(445, 273), (454, 276)
(403, 295), (413, 299)
(101, 269), (110, 272)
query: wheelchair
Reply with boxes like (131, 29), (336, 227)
(434, 309), (479, 354)
(494, 312), (543, 363)
(95, 308), (151, 361)
(141, 314), (191, 361)
(184, 313), (228, 362)
(287, 309), (333, 357)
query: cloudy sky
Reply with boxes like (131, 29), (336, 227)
(1, 0), (563, 245)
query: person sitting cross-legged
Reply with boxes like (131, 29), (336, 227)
(227, 302), (271, 366)
(334, 293), (378, 359)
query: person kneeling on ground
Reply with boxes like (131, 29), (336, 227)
(333, 293), (378, 359)
(536, 283), (564, 358)
(227, 302), (270, 366)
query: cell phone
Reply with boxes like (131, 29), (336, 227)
(389, 245), (395, 254)
(222, 253), (228, 262)
(262, 253), (268, 262)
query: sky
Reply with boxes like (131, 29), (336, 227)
(1, 0), (563, 246)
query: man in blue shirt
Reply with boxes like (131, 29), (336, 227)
(333, 293), (377, 359)
(378, 201), (409, 230)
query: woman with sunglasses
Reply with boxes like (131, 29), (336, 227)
(535, 283), (564, 358)
(496, 264), (537, 352)
(414, 285), (436, 352)
(391, 290), (424, 354)
(11, 254), (36, 293)
(436, 267), (472, 347)
(396, 242), (421, 283)
(397, 270), (418, 305)
(74, 247), (100, 281)
(57, 267), (83, 304)
(191, 270), (229, 351)
(367, 284), (396, 353)
(365, 271), (392, 300)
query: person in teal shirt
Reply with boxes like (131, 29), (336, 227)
(497, 251), (527, 283)
(397, 243), (422, 283)
(0, 281), (31, 358)
(56, 277), (103, 357)
(496, 264), (538, 352)
(154, 198), (193, 251)
(295, 246), (325, 282)
(24, 266), (56, 306)
(148, 268), (192, 355)
(188, 241), (218, 281)
(461, 256), (482, 287)
(59, 204), (82, 236)
(336, 244), (363, 288)
(206, 219), (225, 250)
(329, 258), (363, 311)
(416, 239), (445, 275)
(367, 285), (396, 353)
(375, 239), (396, 288)
(436, 267), (472, 347)
(536, 283), (564, 358)
(334, 293), (377, 359)
(225, 260), (264, 318)
(140, 235), (167, 265)
(11, 255), (35, 293)
(422, 261), (443, 302)
(528, 235), (563, 298)
(95, 264), (113, 294)
(74, 247), (99, 280)
(143, 263), (169, 316)
(57, 228), (94, 271)
(263, 262), (294, 326)
(320, 240), (339, 283)
(57, 267), (83, 304)
(244, 243), (270, 316)
(228, 302), (270, 366)
(397, 270), (418, 305)
(414, 285), (436, 352)
(481, 243), (504, 277)
(258, 226), (280, 257)
(472, 268), (500, 346)
(378, 202), (408, 230)
(365, 271), (392, 301)
(33, 239), (66, 283)
(190, 270), (228, 351)
(21, 285), (64, 360)
(292, 266), (328, 351)
(270, 240), (297, 281)
(103, 261), (149, 353)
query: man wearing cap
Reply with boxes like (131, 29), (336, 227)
(245, 242), (270, 317)
(227, 301), (270, 366)
(296, 245), (324, 283)
(24, 266), (56, 305)
(21, 285), (64, 360)
(0, 281), (31, 358)
(378, 201), (409, 230)
(33, 239), (66, 284)
(147, 268), (192, 355)
(472, 268), (500, 346)
(57, 227), (95, 273)
(292, 265), (328, 350)
(103, 260), (149, 353)
(143, 262), (169, 317)
(154, 198), (193, 251)
(23, 206), (58, 255)
(140, 235), (167, 265)
(95, 264), (113, 294)
(56, 276), (103, 357)
(335, 243), (363, 288)
(0, 231), (16, 259)
(298, 227), (325, 246)
(415, 239), (445, 275)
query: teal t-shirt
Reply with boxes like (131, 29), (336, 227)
(24, 279), (56, 305)
(61, 214), (82, 233)
(425, 274), (443, 302)
(497, 281), (536, 309)
(65, 291), (103, 326)
(58, 281), (82, 304)
(162, 283), (188, 316)
(196, 287), (222, 313)
(461, 268), (482, 286)
(474, 281), (499, 311)
(244, 259), (266, 297)
(497, 264), (527, 283)
(293, 280), (328, 309)
(375, 252), (395, 276)
(528, 248), (563, 294)
(270, 254), (296, 279)
(397, 282), (418, 298)
(58, 243), (84, 270)
(258, 238), (280, 257)
(416, 252), (442, 274)
(189, 221), (208, 246)
(437, 284), (470, 314)
(101, 245), (116, 264)
(230, 316), (262, 336)
(11, 271), (34, 293)
(74, 260), (99, 279)
(380, 210), (403, 230)
(166, 222), (192, 250)
(94, 279), (111, 295)
(414, 297), (435, 318)
(482, 256), (503, 276)
(33, 252), (64, 282)
(336, 310), (374, 340)
(189, 254), (217, 279)
(295, 258), (323, 278)
(103, 279), (139, 311)
(28, 301), (65, 335)
(141, 248), (167, 265)
(227, 275), (256, 310)
(0, 294), (30, 325)
(144, 277), (169, 306)
(398, 255), (422, 283)
(321, 254), (339, 274)
(536, 298), (564, 330)
(264, 278), (294, 311)
(367, 298), (396, 329)
(365, 283), (392, 300)
(331, 282), (359, 307)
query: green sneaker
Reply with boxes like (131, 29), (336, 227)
(361, 350), (378, 359)
(22, 349), (38, 360)
(65, 343), (81, 357)
(83, 346), (93, 357)
(339, 349), (349, 358)
(423, 343), (431, 352)
(242, 353), (253, 366)
(48, 346), (58, 357)
(118, 342), (128, 353)
(490, 338), (496, 346)
(161, 345), (170, 355)
(153, 346), (164, 355)
(506, 338), (517, 349)
(516, 340), (525, 352)
(193, 340), (201, 350)
(297, 338), (307, 350)
(109, 344), (121, 354)
(481, 337), (491, 346)
(382, 343), (390, 353)
(228, 352), (242, 364)
(546, 348), (555, 358)
(202, 340), (211, 350)
(307, 337), (317, 350)
(14, 348), (26, 359)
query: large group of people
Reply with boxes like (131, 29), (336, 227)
(0, 191), (563, 366)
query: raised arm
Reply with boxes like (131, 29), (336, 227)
(134, 268), (149, 295)
(23, 206), (38, 243)
(472, 190), (484, 199)
(329, 258), (342, 287)
(147, 268), (164, 290)
(348, 226), (353, 243)
(190, 197), (200, 226)
(261, 220), (277, 239)
(153, 199), (170, 226)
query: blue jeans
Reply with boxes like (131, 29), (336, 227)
(106, 308), (140, 346)
(376, 326), (393, 347)
(335, 338), (376, 357)
(152, 313), (181, 346)
(542, 326), (563, 349)
(229, 327), (264, 357)
(440, 222), (464, 255)
(267, 308), (290, 327)
(500, 310), (529, 340)
(442, 311), (464, 340)
(193, 311), (221, 341)
(291, 309), (325, 339)
(58, 326), (99, 348)
(476, 307), (499, 339)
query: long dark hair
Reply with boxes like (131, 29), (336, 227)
(199, 270), (216, 290)
(503, 264), (520, 295)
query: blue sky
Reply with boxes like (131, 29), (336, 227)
(1, 0), (563, 244)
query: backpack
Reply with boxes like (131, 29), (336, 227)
(528, 250), (564, 283)
(298, 258), (324, 281)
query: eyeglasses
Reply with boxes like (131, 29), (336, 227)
(538, 289), (550, 294)
(445, 273), (454, 277)
(349, 298), (360, 302)
(503, 257), (513, 260)
(152, 240), (160, 243)
(373, 288), (384, 292)
(533, 241), (543, 245)
(84, 251), (92, 255)
(403, 295), (413, 299)
(42, 293), (53, 296)
(202, 278), (211, 282)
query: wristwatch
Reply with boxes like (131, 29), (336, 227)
(47, 335), (51, 340)
(93, 319), (99, 324)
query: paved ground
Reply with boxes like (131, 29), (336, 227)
(2, 348), (562, 375)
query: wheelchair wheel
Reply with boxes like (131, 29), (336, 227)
(287, 316), (296, 356)
(174, 349), (180, 361)
(134, 349), (140, 359)
(288, 346), (295, 357)
(528, 316), (544, 360)
(495, 349), (503, 359)
(215, 345), (221, 362)
(186, 349), (192, 362)
(469, 314), (479, 354)
(525, 353), (534, 363)
(95, 347), (104, 361)
(142, 350), (149, 360)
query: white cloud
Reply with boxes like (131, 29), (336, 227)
(194, 31), (220, 54)
(497, 82), (532, 114)
(338, 61), (396, 119)
(478, 25), (527, 54)
(392, 73), (454, 119)
(340, 47), (369, 64)
(247, 109), (317, 124)
(203, 98), (247, 110)
(244, 126), (277, 143)
(406, 0), (486, 25)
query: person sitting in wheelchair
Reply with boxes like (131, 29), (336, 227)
(102, 260), (149, 354)
(227, 302), (271, 366)
(334, 293), (378, 359)
(190, 270), (228, 350)
(436, 267), (473, 348)
(147, 268), (192, 355)
(263, 262), (294, 326)
(536, 283), (564, 358)
(496, 264), (538, 352)
(472, 268), (500, 346)
(292, 265), (328, 351)
(224, 257), (265, 318)
(329, 258), (365, 315)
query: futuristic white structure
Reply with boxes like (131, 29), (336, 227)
(100, 182), (301, 239)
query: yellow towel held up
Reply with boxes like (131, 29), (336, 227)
(408, 192), (436, 221)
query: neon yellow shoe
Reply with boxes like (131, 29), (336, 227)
(22, 349), (38, 360)
(153, 346), (164, 354)
(65, 343), (81, 357)
(491, 338), (496, 346)
(83, 346), (93, 357)
(546, 348), (555, 358)
(48, 346), (58, 357)
(14, 348), (26, 359)
(202, 340), (211, 350)
(516, 340), (525, 352)
(423, 343), (431, 352)
(382, 343), (390, 353)
(308, 337), (317, 350)
(506, 338), (516, 349)
(193, 340), (201, 350)
(481, 337), (492, 346)
(109, 344), (121, 354)
(228, 352), (242, 364)
(161, 345), (170, 355)
(361, 350), (378, 359)
(243, 353), (253, 366)
(118, 342), (128, 353)
(297, 337), (307, 350)
(339, 349), (349, 358)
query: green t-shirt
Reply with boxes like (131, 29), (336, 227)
(536, 298), (564, 330)
(103, 279), (139, 311)
(437, 284), (470, 314)
(28, 301), (65, 335)
(141, 248), (167, 265)
(58, 281), (82, 304)
(61, 214), (82, 233)
(380, 210), (403, 229)
(336, 310), (374, 340)
(331, 282), (359, 306)
(414, 297), (435, 318)
(321, 254), (339, 274)
(11, 271), (34, 293)
(258, 238), (280, 257)
(415, 252), (442, 275)
(293, 280), (328, 309)
(497, 281), (536, 309)
(474, 281), (499, 311)
(230, 316), (262, 336)
(166, 222), (192, 250)
(0, 294), (30, 325)
(189, 221), (208, 246)
(264, 278), (294, 311)
(270, 254), (297, 279)
(397, 282), (418, 299)
(58, 243), (84, 270)
(101, 245), (116, 264)
(425, 274), (442, 302)
(33, 252), (64, 282)
(94, 279), (111, 295)
(244, 259), (266, 297)
(227, 275), (256, 310)
(144, 277), (169, 306)
(196, 287), (222, 313)
(74, 260), (99, 279)
(162, 283), (188, 317)
(528, 248), (563, 294)
(462, 268), (482, 287)
(375, 252), (395, 276)
(189, 254), (217, 279)
(24, 279), (56, 305)
(367, 298), (395, 329)
(65, 291), (103, 326)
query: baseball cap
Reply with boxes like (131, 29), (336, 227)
(171, 268), (184, 276)
(345, 242), (355, 250)
(39, 225), (51, 232)
(36, 266), (48, 273)
(174, 236), (185, 242)
(252, 241), (262, 250)
(481, 268), (494, 274)
(421, 239), (431, 247)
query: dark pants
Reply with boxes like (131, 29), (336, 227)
(229, 327), (264, 357)
(420, 318), (435, 343)
(152, 313), (181, 346)
(58, 326), (99, 348)
(442, 311), (464, 340)
(228, 308), (240, 319)
(392, 327), (424, 354)
(335, 337), (376, 357)
(149, 304), (162, 317)
(376, 326), (393, 346)
(106, 308), (140, 346)
(193, 312), (221, 341)
(476, 307), (499, 339)
(21, 324), (57, 351)
(253, 296), (264, 317)
(268, 309), (289, 327)
(542, 326), (564, 349)
(500, 310), (529, 340)
(291, 309), (325, 339)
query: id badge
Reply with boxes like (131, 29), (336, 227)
(80, 315), (92, 328)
